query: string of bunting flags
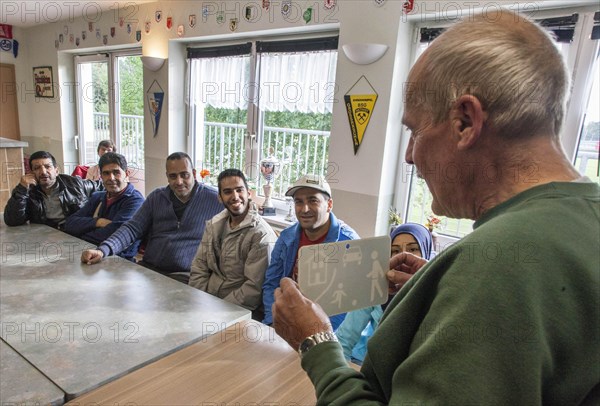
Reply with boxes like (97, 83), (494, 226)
(47, 0), (406, 49)
(38, 0), (405, 148)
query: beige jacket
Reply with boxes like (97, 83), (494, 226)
(189, 202), (277, 314)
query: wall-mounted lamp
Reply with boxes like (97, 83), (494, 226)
(141, 56), (166, 72)
(342, 43), (389, 65)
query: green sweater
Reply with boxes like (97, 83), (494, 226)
(302, 182), (600, 405)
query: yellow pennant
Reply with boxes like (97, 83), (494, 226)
(344, 76), (378, 154)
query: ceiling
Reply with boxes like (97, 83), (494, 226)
(1, 0), (597, 28)
(0, 1), (156, 28)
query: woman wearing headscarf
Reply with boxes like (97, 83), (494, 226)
(336, 223), (433, 365)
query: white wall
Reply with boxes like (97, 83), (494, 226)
(8, 0), (598, 237)
(11, 0), (408, 237)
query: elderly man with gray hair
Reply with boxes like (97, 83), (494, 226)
(272, 10), (599, 404)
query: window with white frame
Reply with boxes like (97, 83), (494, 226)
(74, 51), (145, 174)
(186, 36), (338, 203)
(187, 44), (252, 180)
(401, 13), (597, 239)
(574, 51), (599, 184)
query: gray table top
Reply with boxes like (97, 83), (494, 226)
(0, 340), (65, 406)
(0, 223), (251, 400)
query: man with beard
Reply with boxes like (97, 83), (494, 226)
(262, 174), (359, 329)
(189, 169), (277, 320)
(80, 152), (222, 284)
(65, 153), (144, 260)
(4, 150), (99, 229)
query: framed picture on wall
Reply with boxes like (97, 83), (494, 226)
(33, 66), (54, 98)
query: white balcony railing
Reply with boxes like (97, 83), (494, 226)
(93, 112), (144, 169)
(202, 122), (331, 199)
(92, 114), (330, 199)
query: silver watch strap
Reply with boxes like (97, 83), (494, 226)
(298, 331), (338, 358)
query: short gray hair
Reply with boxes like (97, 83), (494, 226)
(405, 11), (569, 138)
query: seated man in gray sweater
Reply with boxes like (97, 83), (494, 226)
(189, 169), (277, 320)
(80, 152), (223, 284)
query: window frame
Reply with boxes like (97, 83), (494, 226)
(186, 32), (339, 212)
(74, 48), (143, 167)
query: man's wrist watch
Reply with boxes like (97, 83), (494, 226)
(298, 331), (338, 358)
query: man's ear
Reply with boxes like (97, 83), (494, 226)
(451, 94), (486, 150)
(327, 197), (333, 212)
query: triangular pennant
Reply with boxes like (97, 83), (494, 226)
(147, 80), (165, 137)
(344, 76), (378, 155)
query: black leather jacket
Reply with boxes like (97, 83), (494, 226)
(3, 174), (101, 228)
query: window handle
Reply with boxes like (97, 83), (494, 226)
(246, 132), (256, 147)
